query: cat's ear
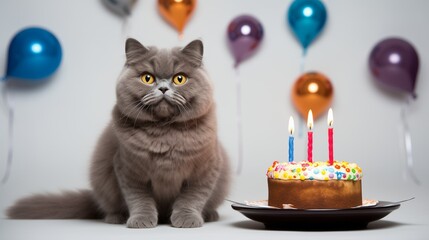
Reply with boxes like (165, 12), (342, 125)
(181, 39), (204, 67)
(125, 38), (149, 64)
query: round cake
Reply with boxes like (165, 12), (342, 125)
(266, 161), (362, 209)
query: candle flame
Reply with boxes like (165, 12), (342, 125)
(328, 108), (333, 127)
(307, 110), (313, 130)
(288, 116), (294, 135)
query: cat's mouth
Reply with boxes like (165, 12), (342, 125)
(140, 92), (185, 119)
(151, 99), (178, 118)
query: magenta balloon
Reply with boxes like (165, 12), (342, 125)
(369, 38), (419, 97)
(227, 15), (263, 67)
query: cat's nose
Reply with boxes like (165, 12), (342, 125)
(159, 87), (168, 94)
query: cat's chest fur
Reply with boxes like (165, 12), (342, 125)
(114, 112), (215, 178)
(118, 120), (213, 157)
(115, 122), (214, 200)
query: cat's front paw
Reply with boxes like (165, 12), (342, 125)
(126, 214), (158, 228)
(171, 210), (204, 228)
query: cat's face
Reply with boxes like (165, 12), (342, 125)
(116, 39), (213, 123)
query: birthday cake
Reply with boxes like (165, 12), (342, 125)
(266, 161), (362, 209)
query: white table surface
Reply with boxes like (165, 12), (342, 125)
(1, 192), (428, 240)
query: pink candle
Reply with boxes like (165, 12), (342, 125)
(328, 108), (334, 165)
(307, 110), (313, 163)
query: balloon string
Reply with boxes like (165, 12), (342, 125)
(121, 17), (130, 39)
(300, 48), (307, 73)
(1, 78), (14, 184)
(400, 96), (420, 185)
(296, 49), (307, 140)
(298, 116), (304, 138)
(234, 61), (239, 69)
(235, 68), (243, 175)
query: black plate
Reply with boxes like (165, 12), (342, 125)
(231, 201), (400, 230)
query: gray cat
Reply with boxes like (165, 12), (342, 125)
(7, 39), (231, 228)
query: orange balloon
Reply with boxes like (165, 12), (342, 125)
(291, 72), (334, 120)
(158, 0), (197, 35)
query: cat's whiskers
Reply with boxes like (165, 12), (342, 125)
(172, 92), (186, 106)
(171, 97), (186, 116)
(120, 99), (141, 118)
(123, 93), (161, 127)
(177, 105), (191, 130)
(170, 95), (195, 130)
(126, 101), (143, 126)
(142, 92), (156, 100)
(141, 92), (157, 105)
(171, 93), (189, 112)
(182, 101), (193, 120)
(119, 99), (144, 124)
(135, 93), (165, 126)
(133, 102), (146, 128)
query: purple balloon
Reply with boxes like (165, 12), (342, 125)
(369, 38), (419, 98)
(227, 15), (263, 67)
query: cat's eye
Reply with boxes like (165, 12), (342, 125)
(140, 73), (155, 85)
(172, 74), (187, 86)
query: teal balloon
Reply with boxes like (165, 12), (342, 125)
(5, 27), (62, 81)
(287, 0), (327, 50)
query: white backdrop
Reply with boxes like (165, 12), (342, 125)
(1, 0), (428, 220)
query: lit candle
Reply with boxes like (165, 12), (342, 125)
(328, 108), (334, 165)
(307, 110), (313, 163)
(288, 116), (295, 162)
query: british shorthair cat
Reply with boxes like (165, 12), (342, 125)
(7, 38), (231, 228)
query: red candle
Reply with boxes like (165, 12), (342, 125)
(307, 110), (313, 163)
(328, 108), (334, 165)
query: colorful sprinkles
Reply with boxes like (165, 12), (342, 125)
(266, 161), (362, 181)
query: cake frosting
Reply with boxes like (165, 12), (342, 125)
(266, 160), (362, 181)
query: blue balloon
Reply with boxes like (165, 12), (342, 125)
(287, 0), (327, 51)
(5, 27), (62, 81)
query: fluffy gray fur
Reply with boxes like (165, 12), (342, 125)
(7, 39), (231, 228)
